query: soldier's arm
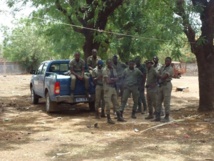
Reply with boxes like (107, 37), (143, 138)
(70, 61), (78, 77)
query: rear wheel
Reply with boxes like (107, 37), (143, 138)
(45, 92), (57, 113)
(89, 101), (95, 111)
(31, 88), (39, 104)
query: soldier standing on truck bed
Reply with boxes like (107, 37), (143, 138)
(102, 59), (125, 124)
(69, 52), (89, 96)
(91, 60), (105, 119)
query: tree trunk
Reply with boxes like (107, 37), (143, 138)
(82, 32), (100, 60)
(196, 49), (214, 111)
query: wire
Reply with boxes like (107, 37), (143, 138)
(33, 17), (188, 43)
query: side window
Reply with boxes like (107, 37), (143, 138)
(60, 64), (69, 72)
(37, 63), (44, 74)
(41, 63), (48, 74)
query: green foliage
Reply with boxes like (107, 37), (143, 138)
(3, 19), (54, 71)
(4, 0), (197, 64)
(107, 0), (185, 62)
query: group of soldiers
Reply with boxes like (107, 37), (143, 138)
(69, 49), (173, 124)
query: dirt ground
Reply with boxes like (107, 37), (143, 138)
(0, 75), (214, 161)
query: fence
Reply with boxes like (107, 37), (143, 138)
(0, 62), (26, 74)
(184, 63), (198, 76)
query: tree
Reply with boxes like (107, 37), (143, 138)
(174, 0), (214, 111)
(108, 1), (184, 62)
(15, 0), (124, 59)
(3, 20), (54, 71)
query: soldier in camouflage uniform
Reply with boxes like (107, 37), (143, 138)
(135, 57), (147, 114)
(112, 55), (127, 98)
(154, 57), (173, 122)
(102, 59), (125, 124)
(153, 55), (164, 116)
(91, 60), (105, 119)
(145, 60), (158, 119)
(120, 60), (144, 119)
(153, 56), (162, 72)
(87, 49), (101, 72)
(70, 52), (89, 94)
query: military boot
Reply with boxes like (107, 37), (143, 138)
(120, 110), (124, 118)
(95, 110), (100, 119)
(161, 114), (170, 122)
(153, 112), (161, 122)
(116, 111), (126, 122)
(145, 113), (154, 120)
(107, 114), (115, 124)
(100, 109), (106, 118)
(131, 110), (137, 119)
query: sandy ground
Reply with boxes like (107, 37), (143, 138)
(0, 75), (214, 161)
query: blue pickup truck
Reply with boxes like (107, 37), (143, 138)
(30, 59), (95, 113)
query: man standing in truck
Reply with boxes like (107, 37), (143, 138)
(69, 52), (89, 95)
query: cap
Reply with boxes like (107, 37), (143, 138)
(98, 60), (104, 65)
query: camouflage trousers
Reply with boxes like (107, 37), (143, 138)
(146, 86), (158, 114)
(138, 87), (147, 112)
(156, 82), (172, 115)
(121, 85), (139, 111)
(70, 73), (89, 91)
(103, 86), (120, 115)
(95, 85), (105, 111)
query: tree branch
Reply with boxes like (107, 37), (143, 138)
(95, 0), (124, 29)
(55, 0), (83, 33)
(175, 0), (196, 53)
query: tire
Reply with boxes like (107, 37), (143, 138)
(89, 101), (95, 111)
(45, 91), (57, 113)
(31, 88), (39, 104)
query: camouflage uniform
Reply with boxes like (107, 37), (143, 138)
(156, 65), (173, 117)
(153, 62), (164, 115)
(153, 63), (162, 72)
(146, 66), (158, 116)
(120, 67), (143, 118)
(136, 63), (147, 113)
(69, 59), (89, 91)
(112, 61), (127, 97)
(87, 55), (101, 72)
(91, 67), (105, 112)
(102, 67), (120, 115)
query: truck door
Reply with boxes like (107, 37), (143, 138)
(33, 63), (44, 95)
(37, 62), (48, 97)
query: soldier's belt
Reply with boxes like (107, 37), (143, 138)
(159, 81), (171, 87)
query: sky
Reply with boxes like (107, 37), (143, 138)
(0, 0), (33, 43)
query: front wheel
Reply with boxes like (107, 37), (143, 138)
(45, 92), (57, 113)
(31, 88), (39, 104)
